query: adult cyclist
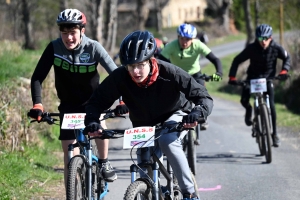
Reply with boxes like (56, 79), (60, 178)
(228, 24), (291, 147)
(159, 23), (223, 131)
(84, 30), (213, 199)
(28, 9), (124, 187)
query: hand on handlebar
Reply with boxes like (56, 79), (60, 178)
(28, 103), (44, 121)
(212, 72), (222, 81)
(84, 122), (103, 136)
(277, 70), (289, 81)
(228, 76), (238, 85)
(115, 101), (129, 115)
(182, 109), (202, 128)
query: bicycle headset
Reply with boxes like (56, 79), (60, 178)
(255, 24), (272, 38)
(177, 23), (197, 39)
(119, 30), (157, 66)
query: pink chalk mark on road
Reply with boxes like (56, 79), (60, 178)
(198, 185), (222, 192)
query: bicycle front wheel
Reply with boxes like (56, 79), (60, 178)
(260, 103), (272, 163)
(67, 156), (87, 200)
(123, 180), (152, 200)
(187, 129), (197, 175)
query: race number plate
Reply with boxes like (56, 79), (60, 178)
(250, 78), (267, 93)
(123, 126), (155, 149)
(61, 113), (86, 129)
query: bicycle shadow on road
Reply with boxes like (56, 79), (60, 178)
(196, 152), (266, 165)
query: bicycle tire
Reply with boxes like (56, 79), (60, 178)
(66, 156), (87, 200)
(253, 116), (264, 156)
(123, 180), (152, 200)
(260, 104), (272, 163)
(187, 129), (197, 175)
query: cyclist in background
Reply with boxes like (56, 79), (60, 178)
(84, 30), (213, 200)
(228, 24), (291, 147)
(159, 23), (223, 131)
(28, 9), (125, 187)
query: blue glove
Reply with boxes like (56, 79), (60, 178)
(182, 109), (202, 124)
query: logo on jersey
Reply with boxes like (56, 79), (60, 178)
(79, 53), (90, 63)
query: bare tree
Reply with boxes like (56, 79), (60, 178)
(103, 0), (118, 52)
(21, 0), (36, 49)
(243, 0), (254, 46)
(136, 0), (149, 30)
(5, 0), (21, 40)
(154, 0), (162, 34)
(86, 0), (103, 42)
(207, 0), (232, 33)
(60, 0), (68, 12)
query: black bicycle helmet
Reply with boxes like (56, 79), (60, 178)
(56, 9), (87, 26)
(119, 31), (156, 66)
(255, 24), (272, 38)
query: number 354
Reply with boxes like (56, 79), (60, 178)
(133, 134), (146, 140)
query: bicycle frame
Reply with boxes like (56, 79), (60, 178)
(130, 147), (177, 199)
(68, 129), (109, 200)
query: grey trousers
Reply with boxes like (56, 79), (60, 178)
(136, 110), (196, 194)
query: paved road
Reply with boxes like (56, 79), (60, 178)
(105, 96), (300, 200)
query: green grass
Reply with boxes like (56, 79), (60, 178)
(201, 53), (300, 129)
(0, 136), (62, 199)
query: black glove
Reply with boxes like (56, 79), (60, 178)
(115, 101), (129, 115)
(228, 79), (238, 85)
(84, 122), (103, 135)
(277, 73), (289, 81)
(28, 104), (44, 121)
(182, 109), (202, 124)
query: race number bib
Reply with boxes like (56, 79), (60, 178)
(250, 78), (267, 93)
(123, 126), (155, 149)
(61, 113), (86, 129)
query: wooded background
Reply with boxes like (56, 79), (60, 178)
(1, 0), (299, 52)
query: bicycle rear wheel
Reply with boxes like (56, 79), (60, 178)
(260, 104), (272, 163)
(67, 156), (87, 200)
(187, 129), (197, 175)
(123, 180), (152, 200)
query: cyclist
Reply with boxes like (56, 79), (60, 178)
(84, 30), (213, 200)
(159, 23), (223, 131)
(228, 24), (291, 147)
(28, 9), (124, 187)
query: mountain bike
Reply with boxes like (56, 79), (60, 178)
(236, 76), (287, 163)
(28, 110), (123, 200)
(95, 120), (202, 200)
(182, 73), (213, 176)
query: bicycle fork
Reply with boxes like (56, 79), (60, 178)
(68, 141), (94, 200)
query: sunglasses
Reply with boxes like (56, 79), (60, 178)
(257, 37), (270, 42)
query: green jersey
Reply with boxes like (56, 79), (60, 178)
(160, 39), (211, 75)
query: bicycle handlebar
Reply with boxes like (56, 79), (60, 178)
(235, 75), (290, 87)
(199, 74), (213, 82)
(90, 117), (205, 140)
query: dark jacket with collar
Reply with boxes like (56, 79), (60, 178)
(229, 39), (291, 79)
(85, 59), (213, 127)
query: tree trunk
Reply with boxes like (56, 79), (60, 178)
(59, 0), (68, 11)
(254, 0), (260, 28)
(136, 0), (149, 30)
(105, 0), (118, 53)
(219, 0), (231, 33)
(154, 0), (162, 34)
(21, 0), (35, 49)
(86, 0), (102, 41)
(243, 0), (254, 46)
